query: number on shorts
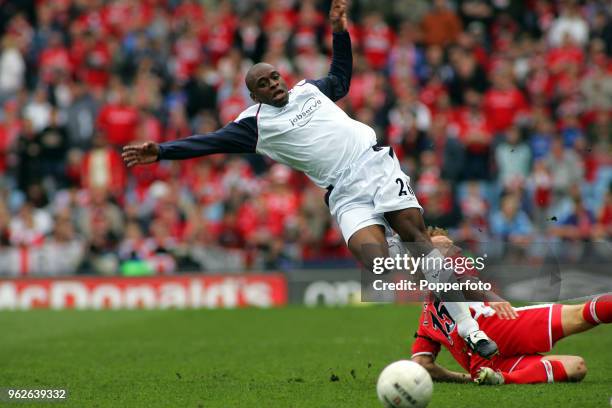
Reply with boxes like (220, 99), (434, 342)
(429, 300), (456, 344)
(395, 178), (414, 197)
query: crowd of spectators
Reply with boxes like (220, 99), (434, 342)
(0, 0), (610, 275)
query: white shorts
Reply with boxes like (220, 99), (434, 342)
(326, 146), (423, 243)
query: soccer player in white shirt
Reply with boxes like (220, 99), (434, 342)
(122, 0), (499, 359)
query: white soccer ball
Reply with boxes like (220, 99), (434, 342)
(376, 360), (433, 408)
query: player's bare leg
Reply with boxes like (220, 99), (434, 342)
(347, 224), (388, 271)
(561, 294), (612, 336)
(561, 304), (595, 336)
(384, 207), (498, 359)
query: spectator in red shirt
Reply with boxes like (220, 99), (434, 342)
(415, 150), (442, 207)
(526, 55), (554, 100)
(262, 164), (300, 238)
(38, 31), (72, 84)
(547, 33), (585, 78)
(262, 0), (297, 31)
(202, 4), (237, 64)
(0, 100), (21, 174)
(360, 12), (394, 71)
(103, 0), (151, 37)
(72, 30), (111, 89)
(453, 89), (493, 180)
(222, 205), (250, 249)
(290, 2), (325, 56)
(218, 79), (249, 125)
(173, 25), (203, 82)
(483, 69), (528, 134)
(96, 85), (139, 146)
(172, 0), (205, 29)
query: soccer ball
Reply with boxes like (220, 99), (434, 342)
(376, 360), (433, 408)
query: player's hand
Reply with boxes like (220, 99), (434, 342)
(122, 142), (160, 167)
(330, 0), (348, 32)
(489, 302), (518, 320)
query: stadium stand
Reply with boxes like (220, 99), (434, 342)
(0, 0), (609, 275)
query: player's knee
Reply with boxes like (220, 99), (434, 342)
(572, 305), (586, 325)
(566, 357), (587, 382)
(348, 242), (387, 271)
(385, 209), (427, 243)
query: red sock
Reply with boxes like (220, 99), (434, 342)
(502, 360), (568, 384)
(582, 294), (612, 325)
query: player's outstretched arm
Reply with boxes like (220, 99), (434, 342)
(306, 0), (351, 102)
(121, 115), (258, 167)
(411, 355), (471, 383)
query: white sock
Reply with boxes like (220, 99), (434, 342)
(421, 248), (445, 283)
(422, 249), (480, 338)
(444, 302), (480, 338)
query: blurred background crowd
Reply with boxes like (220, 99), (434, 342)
(0, 0), (610, 276)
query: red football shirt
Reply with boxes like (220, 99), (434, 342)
(412, 301), (563, 376)
(411, 301), (474, 372)
(97, 103), (139, 146)
(483, 88), (527, 133)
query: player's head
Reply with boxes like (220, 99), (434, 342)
(428, 227), (454, 255)
(245, 63), (289, 107)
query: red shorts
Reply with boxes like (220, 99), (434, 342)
(470, 304), (563, 375)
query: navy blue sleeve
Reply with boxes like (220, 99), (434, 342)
(306, 31), (352, 102)
(158, 116), (258, 160)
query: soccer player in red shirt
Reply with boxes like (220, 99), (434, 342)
(410, 231), (612, 385)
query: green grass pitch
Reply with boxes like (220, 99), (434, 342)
(0, 305), (611, 407)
